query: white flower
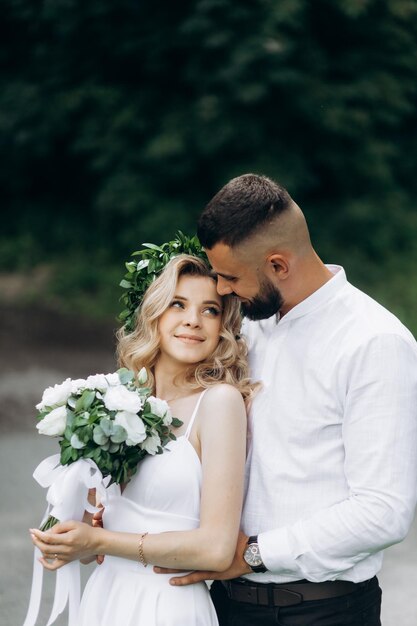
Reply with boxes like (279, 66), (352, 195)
(70, 378), (87, 394)
(106, 372), (121, 386)
(36, 406), (67, 436)
(36, 378), (73, 411)
(137, 367), (148, 385)
(85, 374), (109, 392)
(140, 431), (161, 455)
(114, 411), (147, 446)
(147, 396), (172, 426)
(103, 385), (142, 414)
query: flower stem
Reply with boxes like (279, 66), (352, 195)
(40, 515), (60, 531)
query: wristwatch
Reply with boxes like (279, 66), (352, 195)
(243, 535), (267, 573)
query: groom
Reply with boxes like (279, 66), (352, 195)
(157, 174), (417, 625)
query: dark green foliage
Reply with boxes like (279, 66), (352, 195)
(1, 0), (416, 331)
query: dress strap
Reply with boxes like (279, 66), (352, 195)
(184, 389), (209, 439)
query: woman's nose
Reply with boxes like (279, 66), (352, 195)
(184, 308), (201, 327)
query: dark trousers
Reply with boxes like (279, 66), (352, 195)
(210, 578), (381, 626)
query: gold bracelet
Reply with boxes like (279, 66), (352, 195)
(138, 532), (149, 567)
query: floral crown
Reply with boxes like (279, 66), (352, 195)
(119, 231), (208, 333)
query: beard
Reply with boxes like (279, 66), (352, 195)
(240, 277), (284, 321)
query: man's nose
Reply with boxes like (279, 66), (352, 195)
(216, 276), (233, 296)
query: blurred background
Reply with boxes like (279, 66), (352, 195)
(1, 1), (416, 624)
(1, 0), (416, 328)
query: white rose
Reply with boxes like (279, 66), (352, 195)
(36, 405), (67, 436)
(85, 374), (109, 392)
(114, 411), (147, 446)
(103, 385), (142, 414)
(140, 431), (161, 455)
(147, 396), (172, 426)
(70, 378), (87, 394)
(36, 378), (73, 411)
(106, 372), (121, 386)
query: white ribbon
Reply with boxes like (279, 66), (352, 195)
(23, 455), (111, 626)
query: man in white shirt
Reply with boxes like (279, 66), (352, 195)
(158, 174), (417, 625)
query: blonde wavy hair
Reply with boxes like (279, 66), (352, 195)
(117, 254), (254, 399)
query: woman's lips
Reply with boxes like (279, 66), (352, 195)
(175, 334), (205, 343)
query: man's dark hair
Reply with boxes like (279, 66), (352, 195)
(197, 174), (293, 249)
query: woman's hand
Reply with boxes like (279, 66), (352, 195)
(30, 520), (101, 571)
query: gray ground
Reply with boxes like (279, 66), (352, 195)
(1, 304), (416, 625)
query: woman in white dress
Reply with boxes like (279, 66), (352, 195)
(31, 254), (252, 626)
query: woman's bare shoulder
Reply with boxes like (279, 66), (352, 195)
(203, 383), (244, 405)
(199, 384), (246, 428)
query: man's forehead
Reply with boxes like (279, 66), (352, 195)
(205, 242), (245, 276)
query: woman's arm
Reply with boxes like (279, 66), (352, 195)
(31, 384), (247, 572)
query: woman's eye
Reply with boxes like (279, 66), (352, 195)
(204, 307), (220, 316)
(170, 300), (184, 309)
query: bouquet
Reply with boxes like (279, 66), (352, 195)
(23, 367), (181, 626)
(35, 367), (182, 529)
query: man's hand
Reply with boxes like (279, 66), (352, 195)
(154, 531), (252, 586)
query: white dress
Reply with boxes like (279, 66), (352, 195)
(78, 390), (218, 626)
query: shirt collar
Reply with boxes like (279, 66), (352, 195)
(275, 265), (347, 325)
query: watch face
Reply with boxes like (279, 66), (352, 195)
(244, 543), (263, 567)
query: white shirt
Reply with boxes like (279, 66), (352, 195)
(241, 265), (417, 583)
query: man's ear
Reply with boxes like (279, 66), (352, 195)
(266, 254), (289, 280)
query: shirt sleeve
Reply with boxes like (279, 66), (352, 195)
(257, 332), (417, 581)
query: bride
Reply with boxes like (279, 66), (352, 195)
(30, 253), (253, 625)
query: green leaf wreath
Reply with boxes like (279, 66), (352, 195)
(119, 231), (208, 333)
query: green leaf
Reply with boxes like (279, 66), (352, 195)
(117, 368), (134, 385)
(92, 447), (102, 462)
(99, 417), (113, 437)
(74, 395), (85, 412)
(82, 390), (96, 410)
(142, 243), (164, 252)
(120, 279), (132, 289)
(77, 425), (93, 443)
(71, 433), (86, 449)
(136, 259), (149, 270)
(61, 447), (72, 465)
(93, 425), (109, 446)
(110, 424), (127, 443)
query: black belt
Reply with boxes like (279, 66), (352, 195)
(223, 577), (375, 608)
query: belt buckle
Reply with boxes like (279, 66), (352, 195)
(271, 587), (303, 607)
